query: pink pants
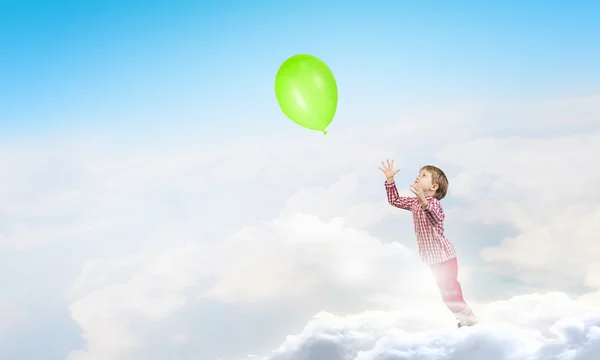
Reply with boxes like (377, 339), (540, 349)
(429, 257), (469, 313)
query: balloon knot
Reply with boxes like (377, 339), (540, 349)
(323, 130), (328, 135)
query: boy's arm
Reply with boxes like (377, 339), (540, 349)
(422, 198), (445, 225)
(385, 180), (415, 210)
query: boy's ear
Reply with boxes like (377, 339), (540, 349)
(431, 183), (439, 190)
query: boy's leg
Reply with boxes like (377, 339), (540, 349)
(429, 257), (477, 326)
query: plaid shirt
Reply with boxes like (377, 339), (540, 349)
(385, 180), (456, 264)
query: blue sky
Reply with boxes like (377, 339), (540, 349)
(2, 0), (599, 138)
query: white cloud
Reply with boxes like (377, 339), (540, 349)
(1, 93), (599, 360)
(256, 293), (600, 360)
(204, 212), (430, 303)
(66, 242), (213, 359)
(0, 299), (23, 337)
(436, 132), (600, 290)
(280, 173), (400, 230)
(65, 173), (439, 359)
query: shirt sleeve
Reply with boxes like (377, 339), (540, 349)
(423, 197), (445, 225)
(385, 181), (415, 210)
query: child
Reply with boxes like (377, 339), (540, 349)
(379, 159), (478, 328)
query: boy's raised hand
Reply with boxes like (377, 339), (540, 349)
(410, 183), (425, 201)
(410, 183), (428, 208)
(379, 159), (400, 181)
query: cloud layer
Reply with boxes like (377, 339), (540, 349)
(260, 293), (600, 360)
(0, 94), (599, 360)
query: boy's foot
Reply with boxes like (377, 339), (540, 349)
(457, 317), (478, 328)
(466, 312), (478, 325)
(456, 308), (478, 328)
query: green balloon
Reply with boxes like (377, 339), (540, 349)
(274, 54), (338, 134)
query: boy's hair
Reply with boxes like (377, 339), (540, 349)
(421, 165), (448, 200)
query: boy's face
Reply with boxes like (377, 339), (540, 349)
(414, 169), (437, 193)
